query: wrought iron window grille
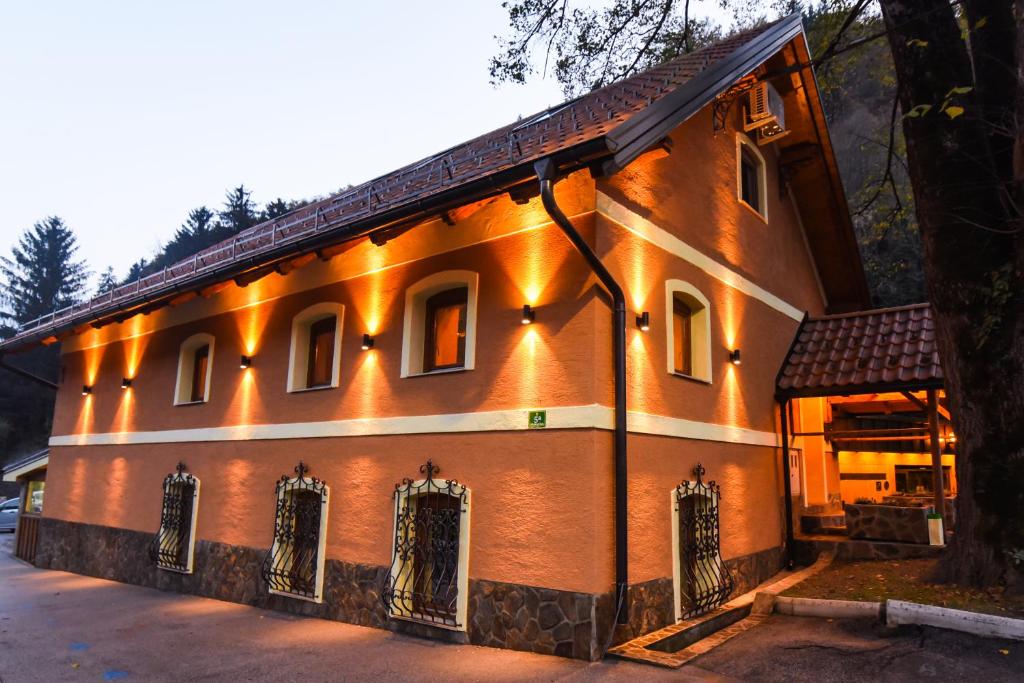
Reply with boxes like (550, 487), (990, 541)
(151, 462), (200, 573)
(674, 463), (734, 620)
(260, 462), (330, 603)
(382, 460), (469, 629)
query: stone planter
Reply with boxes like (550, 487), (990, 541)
(844, 503), (931, 544)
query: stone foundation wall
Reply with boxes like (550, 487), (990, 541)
(845, 503), (930, 544)
(34, 518), (608, 660)
(616, 544), (785, 642)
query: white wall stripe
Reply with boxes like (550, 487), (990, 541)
(596, 192), (805, 321)
(49, 404), (778, 449)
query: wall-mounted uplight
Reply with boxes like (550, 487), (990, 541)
(121, 378), (133, 390)
(81, 385), (93, 396)
(361, 334), (375, 351)
(636, 311), (650, 332)
(521, 304), (536, 325)
(729, 349), (742, 366)
(239, 355), (253, 369)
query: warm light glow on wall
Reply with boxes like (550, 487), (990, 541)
(230, 365), (262, 425)
(235, 300), (274, 358)
(486, 326), (547, 408)
(494, 223), (569, 308)
(74, 392), (95, 435)
(112, 385), (135, 434)
(123, 317), (151, 378)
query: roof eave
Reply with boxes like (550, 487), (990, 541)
(602, 13), (805, 174)
(0, 138), (612, 355)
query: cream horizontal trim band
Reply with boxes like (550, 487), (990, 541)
(596, 192), (804, 321)
(49, 404), (778, 448)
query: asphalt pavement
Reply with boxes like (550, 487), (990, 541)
(1, 533), (1020, 681)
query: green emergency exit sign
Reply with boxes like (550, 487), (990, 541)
(528, 410), (547, 429)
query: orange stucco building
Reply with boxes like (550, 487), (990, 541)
(1, 16), (876, 660)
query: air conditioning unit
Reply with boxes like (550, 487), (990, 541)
(744, 81), (789, 145)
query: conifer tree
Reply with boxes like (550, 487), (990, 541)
(218, 185), (259, 235)
(0, 216), (89, 328)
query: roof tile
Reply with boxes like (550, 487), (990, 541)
(776, 304), (943, 397)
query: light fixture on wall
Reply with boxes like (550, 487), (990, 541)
(521, 304), (535, 325)
(729, 349), (742, 365)
(121, 378), (132, 390)
(81, 385), (92, 396)
(636, 311), (650, 332)
(240, 355), (253, 369)
(361, 334), (375, 350)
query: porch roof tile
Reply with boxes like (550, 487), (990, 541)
(776, 303), (944, 398)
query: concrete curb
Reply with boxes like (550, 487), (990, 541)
(886, 599), (1024, 642)
(773, 596), (881, 619)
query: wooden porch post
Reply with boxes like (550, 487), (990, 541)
(927, 389), (946, 521)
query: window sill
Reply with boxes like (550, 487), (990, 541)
(404, 367), (470, 378)
(671, 371), (712, 386)
(173, 400), (207, 407)
(269, 587), (323, 604)
(738, 199), (768, 223)
(287, 384), (338, 394)
(388, 612), (465, 632)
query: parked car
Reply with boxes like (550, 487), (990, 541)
(0, 497), (19, 532)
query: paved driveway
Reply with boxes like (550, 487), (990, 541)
(1, 534), (1021, 682)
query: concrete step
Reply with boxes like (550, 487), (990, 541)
(801, 513), (846, 535)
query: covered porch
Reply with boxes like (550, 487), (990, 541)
(775, 304), (952, 556)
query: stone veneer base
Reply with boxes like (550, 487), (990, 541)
(32, 518), (783, 660)
(619, 545), (785, 642)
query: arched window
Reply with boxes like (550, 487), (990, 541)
(664, 280), (712, 382)
(261, 462), (329, 603)
(383, 460), (470, 630)
(174, 333), (215, 405)
(401, 270), (479, 377)
(671, 464), (733, 621)
(287, 303), (344, 392)
(151, 462), (200, 573)
(736, 133), (767, 220)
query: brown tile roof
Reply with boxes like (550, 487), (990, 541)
(3, 16), (806, 352)
(776, 303), (944, 398)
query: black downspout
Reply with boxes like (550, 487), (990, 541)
(534, 158), (629, 624)
(779, 399), (795, 569)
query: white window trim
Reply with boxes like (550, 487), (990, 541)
(670, 485), (724, 623)
(173, 333), (215, 406)
(664, 279), (713, 383)
(156, 475), (201, 574)
(736, 132), (768, 222)
(400, 270), (479, 378)
(389, 481), (471, 631)
(268, 479), (330, 604)
(286, 302), (345, 393)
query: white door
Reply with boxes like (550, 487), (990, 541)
(789, 448), (802, 497)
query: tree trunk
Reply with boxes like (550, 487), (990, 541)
(877, 0), (1024, 589)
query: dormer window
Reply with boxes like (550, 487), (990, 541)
(174, 333), (215, 405)
(736, 134), (767, 220)
(287, 303), (344, 392)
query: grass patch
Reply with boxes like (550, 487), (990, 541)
(782, 558), (1024, 618)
